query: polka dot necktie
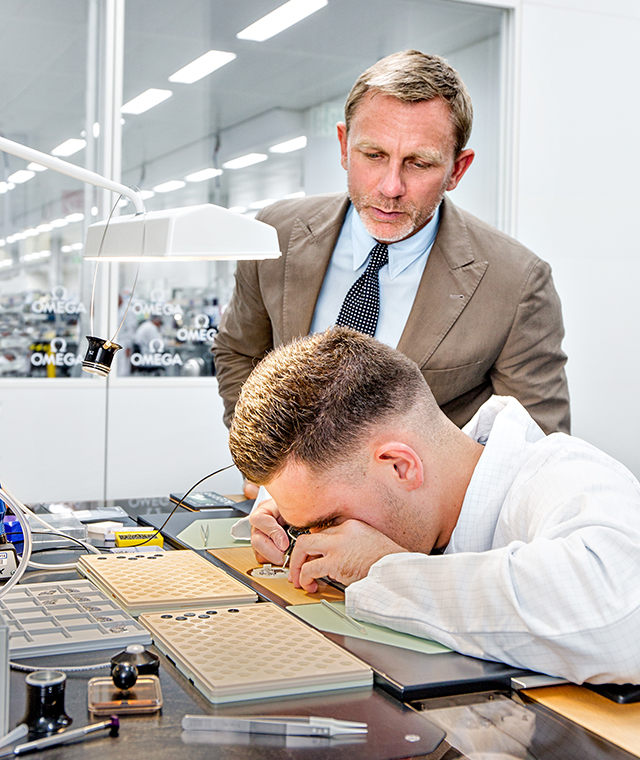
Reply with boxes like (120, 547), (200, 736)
(335, 242), (389, 337)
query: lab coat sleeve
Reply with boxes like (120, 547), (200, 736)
(346, 460), (640, 685)
(489, 258), (570, 435)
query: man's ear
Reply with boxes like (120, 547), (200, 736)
(446, 148), (474, 191)
(337, 122), (348, 171)
(373, 442), (424, 491)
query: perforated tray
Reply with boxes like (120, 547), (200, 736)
(0, 580), (151, 657)
(77, 550), (257, 615)
(141, 602), (372, 703)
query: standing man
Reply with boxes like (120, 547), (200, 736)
(214, 50), (569, 457)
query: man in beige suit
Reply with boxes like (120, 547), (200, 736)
(214, 51), (569, 484)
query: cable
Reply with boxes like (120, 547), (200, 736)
(126, 463), (235, 548)
(10, 661), (110, 673)
(29, 531), (106, 553)
(0, 485), (32, 597)
(0, 483), (99, 573)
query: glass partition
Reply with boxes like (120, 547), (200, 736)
(117, 0), (504, 378)
(0, 0), (99, 378)
(1, 0), (505, 381)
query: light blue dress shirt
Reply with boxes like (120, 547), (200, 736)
(310, 203), (441, 348)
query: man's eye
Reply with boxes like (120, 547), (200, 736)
(314, 519), (336, 531)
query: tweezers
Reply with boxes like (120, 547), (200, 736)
(181, 714), (368, 737)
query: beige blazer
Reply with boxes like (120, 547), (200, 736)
(214, 193), (570, 433)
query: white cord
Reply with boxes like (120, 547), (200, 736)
(10, 661), (110, 672)
(0, 482), (100, 574)
(0, 486), (32, 598)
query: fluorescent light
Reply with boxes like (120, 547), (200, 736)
(0, 260), (11, 268)
(65, 213), (84, 223)
(91, 206), (99, 216)
(152, 180), (186, 193)
(185, 168), (223, 182)
(23, 250), (51, 262)
(140, 190), (156, 200)
(0, 182), (14, 194)
(222, 153), (268, 170)
(50, 218), (69, 228)
(237, 0), (327, 42)
(122, 88), (172, 115)
(27, 162), (47, 172)
(36, 224), (53, 232)
(93, 122), (100, 138)
(269, 135), (307, 153)
(0, 239), (5, 246)
(249, 198), (277, 210)
(23, 228), (38, 237)
(169, 50), (236, 84)
(52, 138), (86, 157)
(8, 169), (35, 184)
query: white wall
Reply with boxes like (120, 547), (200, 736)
(0, 380), (107, 502)
(0, 377), (242, 503)
(105, 379), (242, 500)
(515, 0), (640, 474)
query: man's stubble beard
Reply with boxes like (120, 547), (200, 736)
(349, 187), (446, 244)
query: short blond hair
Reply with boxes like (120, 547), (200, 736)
(345, 49), (473, 156)
(229, 327), (444, 485)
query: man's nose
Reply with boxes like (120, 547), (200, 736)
(377, 162), (405, 198)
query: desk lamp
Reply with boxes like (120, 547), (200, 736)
(0, 135), (281, 375)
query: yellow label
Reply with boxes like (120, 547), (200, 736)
(114, 530), (163, 547)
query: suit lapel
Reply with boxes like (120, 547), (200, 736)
(397, 197), (488, 367)
(282, 194), (350, 340)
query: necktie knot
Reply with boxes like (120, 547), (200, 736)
(367, 242), (389, 273)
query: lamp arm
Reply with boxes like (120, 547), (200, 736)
(0, 135), (145, 214)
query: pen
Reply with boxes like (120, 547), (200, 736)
(182, 714), (367, 737)
(0, 726), (28, 750)
(0, 717), (119, 757)
(321, 600), (368, 635)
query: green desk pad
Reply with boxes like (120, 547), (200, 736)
(176, 517), (249, 550)
(288, 601), (451, 655)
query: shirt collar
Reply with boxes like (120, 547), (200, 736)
(349, 203), (441, 280)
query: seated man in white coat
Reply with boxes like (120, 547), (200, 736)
(228, 327), (640, 685)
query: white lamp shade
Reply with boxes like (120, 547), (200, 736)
(83, 203), (281, 261)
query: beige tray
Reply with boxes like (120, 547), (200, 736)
(77, 550), (257, 616)
(141, 602), (372, 703)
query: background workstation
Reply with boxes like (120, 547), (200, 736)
(0, 0), (639, 504)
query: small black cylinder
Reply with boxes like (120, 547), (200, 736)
(22, 670), (72, 737)
(82, 336), (122, 377)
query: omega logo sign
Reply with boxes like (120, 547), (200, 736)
(176, 313), (216, 343)
(30, 337), (82, 367)
(130, 338), (183, 368)
(131, 289), (183, 318)
(31, 286), (86, 315)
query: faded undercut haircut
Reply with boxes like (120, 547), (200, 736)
(344, 49), (473, 157)
(229, 327), (444, 485)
